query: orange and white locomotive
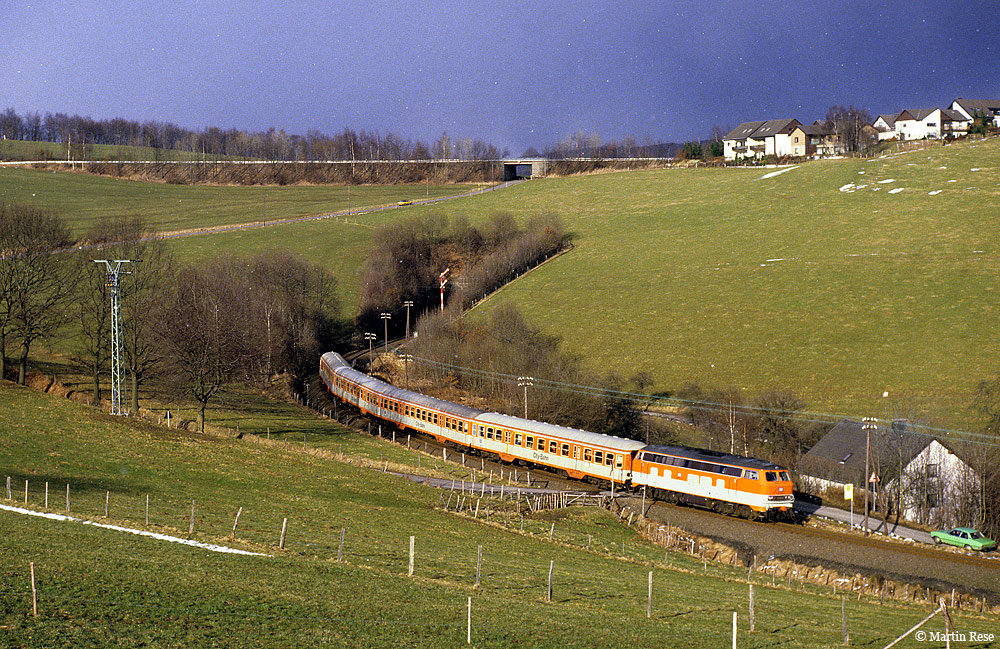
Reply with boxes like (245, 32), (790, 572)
(320, 352), (795, 519)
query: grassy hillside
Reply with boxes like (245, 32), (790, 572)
(2, 139), (997, 427)
(419, 138), (1000, 428)
(2, 383), (994, 648)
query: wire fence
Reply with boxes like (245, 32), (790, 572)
(5, 471), (996, 649)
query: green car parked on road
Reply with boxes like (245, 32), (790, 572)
(930, 527), (996, 551)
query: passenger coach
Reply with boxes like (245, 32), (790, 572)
(320, 352), (795, 519)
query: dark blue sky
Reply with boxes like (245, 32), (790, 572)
(3, 0), (998, 154)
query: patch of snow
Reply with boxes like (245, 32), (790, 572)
(928, 190), (942, 195)
(947, 179), (957, 183)
(889, 188), (905, 194)
(878, 179), (895, 184)
(971, 168), (981, 171)
(838, 183), (856, 192)
(0, 503), (270, 556)
(758, 165), (799, 180)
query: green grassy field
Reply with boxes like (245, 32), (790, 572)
(2, 139), (997, 428)
(0, 138), (248, 163)
(2, 381), (994, 648)
(417, 139), (1000, 428)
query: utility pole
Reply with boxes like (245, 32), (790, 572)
(93, 259), (137, 415)
(400, 353), (412, 389)
(365, 332), (376, 368)
(862, 417), (877, 535)
(403, 300), (414, 339)
(380, 312), (391, 352)
(517, 376), (534, 419)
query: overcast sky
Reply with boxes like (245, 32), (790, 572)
(3, 0), (998, 154)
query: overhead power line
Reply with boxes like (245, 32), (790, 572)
(407, 356), (999, 446)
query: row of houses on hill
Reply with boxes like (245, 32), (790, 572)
(722, 118), (839, 161)
(723, 97), (1000, 161)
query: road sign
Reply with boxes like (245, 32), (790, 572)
(844, 483), (853, 500)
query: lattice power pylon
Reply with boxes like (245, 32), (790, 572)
(94, 259), (134, 415)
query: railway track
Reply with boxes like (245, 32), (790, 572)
(305, 371), (1000, 599)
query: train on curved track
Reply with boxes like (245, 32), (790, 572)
(320, 352), (795, 520)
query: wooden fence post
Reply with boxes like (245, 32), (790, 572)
(732, 611), (737, 649)
(547, 560), (554, 602)
(467, 596), (472, 645)
(232, 507), (243, 539)
(65, 484), (69, 512)
(105, 491), (110, 518)
(44, 482), (48, 510)
(338, 528), (345, 562)
(24, 479), (28, 504)
(475, 545), (482, 588)
(145, 495), (149, 526)
(647, 570), (653, 618)
(408, 536), (415, 576)
(750, 584), (755, 632)
(841, 596), (848, 645)
(30, 562), (37, 618)
(280, 517), (288, 549)
(189, 501), (195, 535)
(6, 476), (10, 500)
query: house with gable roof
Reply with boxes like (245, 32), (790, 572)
(798, 419), (981, 528)
(894, 108), (969, 140)
(951, 98), (1000, 128)
(872, 113), (899, 141)
(722, 119), (801, 161)
(789, 122), (842, 156)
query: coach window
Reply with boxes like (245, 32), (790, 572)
(433, 413), (439, 425)
(605, 453), (615, 467)
(766, 471), (778, 481)
(549, 440), (558, 454)
(504, 431), (511, 443)
(514, 433), (522, 446)
(744, 470), (759, 480)
(526, 435), (534, 448)
(594, 450), (604, 464)
(536, 438), (545, 450)
(573, 446), (580, 460)
(584, 448), (593, 462)
(615, 455), (623, 469)
(558, 443), (568, 457)
(486, 427), (494, 440)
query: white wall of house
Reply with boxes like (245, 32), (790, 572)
(896, 109), (943, 140)
(898, 440), (979, 528)
(873, 116), (896, 141)
(772, 132), (795, 156)
(723, 139), (740, 160)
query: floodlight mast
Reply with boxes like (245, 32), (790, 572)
(94, 259), (137, 415)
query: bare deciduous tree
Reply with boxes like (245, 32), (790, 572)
(0, 203), (76, 384)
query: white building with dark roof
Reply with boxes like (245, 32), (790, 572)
(799, 419), (981, 528)
(873, 113), (899, 140)
(722, 119), (801, 160)
(950, 98), (1000, 128)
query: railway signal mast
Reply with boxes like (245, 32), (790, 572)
(439, 268), (450, 312)
(94, 259), (137, 415)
